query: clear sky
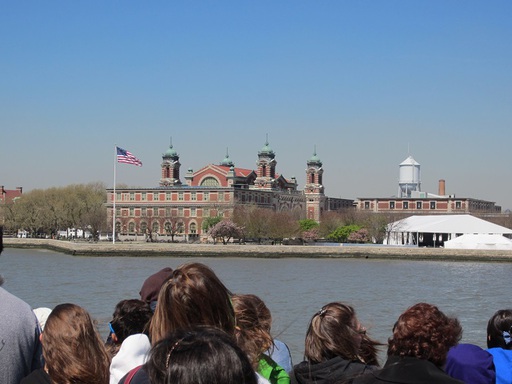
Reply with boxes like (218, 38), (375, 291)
(1, 1), (511, 210)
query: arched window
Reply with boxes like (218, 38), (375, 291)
(190, 222), (197, 234)
(140, 222), (147, 234)
(128, 222), (135, 233)
(152, 222), (159, 234)
(164, 222), (172, 234)
(115, 222), (121, 233)
(200, 177), (219, 187)
(177, 222), (184, 234)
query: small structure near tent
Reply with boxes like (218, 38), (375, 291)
(444, 234), (512, 250)
(384, 214), (512, 248)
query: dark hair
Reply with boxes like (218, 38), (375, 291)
(487, 309), (512, 350)
(149, 262), (235, 344)
(388, 302), (462, 367)
(110, 299), (153, 343)
(43, 303), (110, 383)
(146, 326), (257, 384)
(232, 294), (273, 368)
(304, 302), (380, 365)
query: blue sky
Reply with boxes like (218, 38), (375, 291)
(1, 1), (511, 210)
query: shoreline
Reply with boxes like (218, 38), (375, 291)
(4, 238), (512, 262)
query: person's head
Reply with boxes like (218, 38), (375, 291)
(445, 343), (495, 384)
(304, 302), (376, 364)
(487, 309), (512, 350)
(149, 262), (235, 344)
(140, 267), (174, 312)
(42, 303), (110, 383)
(110, 299), (153, 343)
(388, 302), (462, 367)
(146, 326), (258, 384)
(232, 294), (273, 368)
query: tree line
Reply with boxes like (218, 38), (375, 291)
(1, 183), (108, 239)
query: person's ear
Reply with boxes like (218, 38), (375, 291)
(39, 333), (43, 342)
(112, 333), (118, 343)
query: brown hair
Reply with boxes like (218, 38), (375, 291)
(232, 294), (273, 368)
(387, 302), (462, 367)
(304, 302), (380, 365)
(43, 303), (110, 384)
(149, 262), (235, 344)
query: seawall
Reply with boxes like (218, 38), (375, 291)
(4, 238), (512, 262)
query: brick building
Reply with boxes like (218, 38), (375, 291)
(106, 141), (353, 240)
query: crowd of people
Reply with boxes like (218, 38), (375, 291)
(1, 228), (512, 384)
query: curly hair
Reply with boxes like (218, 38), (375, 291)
(232, 294), (273, 369)
(304, 302), (381, 365)
(147, 326), (257, 384)
(487, 309), (512, 350)
(149, 262), (235, 344)
(387, 302), (462, 367)
(43, 303), (110, 384)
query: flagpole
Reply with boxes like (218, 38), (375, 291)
(113, 145), (117, 244)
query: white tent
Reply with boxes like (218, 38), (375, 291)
(444, 234), (512, 250)
(385, 214), (512, 247)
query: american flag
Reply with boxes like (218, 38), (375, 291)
(116, 146), (143, 167)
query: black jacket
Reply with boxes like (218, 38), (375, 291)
(352, 356), (464, 384)
(20, 369), (51, 384)
(291, 356), (377, 384)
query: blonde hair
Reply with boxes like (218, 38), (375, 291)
(43, 303), (110, 383)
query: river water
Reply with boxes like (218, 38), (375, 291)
(2, 248), (510, 365)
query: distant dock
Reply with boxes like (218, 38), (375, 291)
(4, 238), (512, 262)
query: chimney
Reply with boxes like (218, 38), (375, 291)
(16, 187), (22, 193)
(438, 179), (446, 196)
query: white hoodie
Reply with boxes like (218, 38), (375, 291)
(110, 333), (151, 384)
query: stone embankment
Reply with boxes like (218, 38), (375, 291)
(4, 238), (512, 262)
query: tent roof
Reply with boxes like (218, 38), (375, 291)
(387, 215), (512, 235)
(444, 234), (512, 250)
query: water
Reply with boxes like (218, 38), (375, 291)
(2, 248), (510, 365)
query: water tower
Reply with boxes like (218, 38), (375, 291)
(398, 155), (421, 197)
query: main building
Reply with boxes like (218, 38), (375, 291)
(106, 141), (353, 240)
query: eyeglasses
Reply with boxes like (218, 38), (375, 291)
(108, 322), (116, 334)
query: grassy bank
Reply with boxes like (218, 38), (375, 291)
(4, 238), (512, 262)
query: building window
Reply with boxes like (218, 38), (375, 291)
(152, 222), (159, 234)
(140, 222), (147, 234)
(430, 201), (436, 210)
(179, 192), (184, 201)
(455, 201), (462, 209)
(178, 207), (184, 217)
(130, 192), (135, 201)
(416, 201), (422, 209)
(128, 222), (135, 233)
(200, 177), (219, 187)
(190, 222), (197, 234)
(191, 192), (196, 201)
(177, 222), (184, 234)
(141, 207), (146, 216)
(142, 192), (146, 201)
(166, 192), (171, 201)
(116, 207), (121, 216)
(203, 192), (209, 201)
(166, 207), (171, 216)
(191, 207), (196, 217)
(403, 201), (409, 209)
(204, 208), (210, 217)
(129, 208), (134, 216)
(116, 192), (121, 201)
(390, 201), (395, 209)
(154, 193), (159, 201)
(218, 193), (224, 202)
(364, 201), (370, 209)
